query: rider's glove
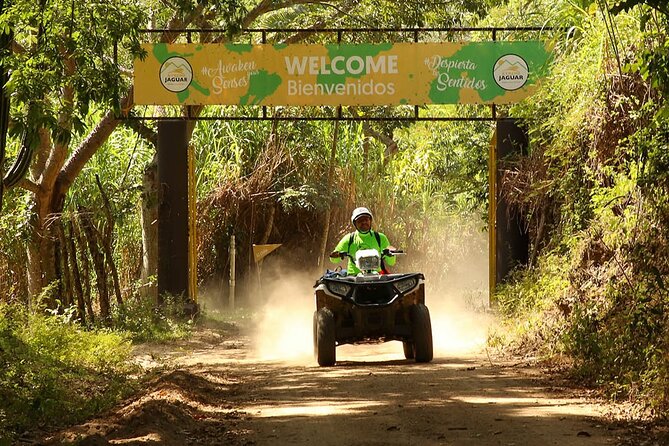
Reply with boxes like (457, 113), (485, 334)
(382, 248), (393, 257)
(329, 251), (346, 259)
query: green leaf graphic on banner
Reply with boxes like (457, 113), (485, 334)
(225, 43), (253, 54)
(153, 43), (193, 63)
(240, 70), (282, 105)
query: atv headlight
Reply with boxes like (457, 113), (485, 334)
(358, 255), (380, 271)
(326, 281), (351, 297)
(395, 277), (418, 294)
(355, 248), (381, 272)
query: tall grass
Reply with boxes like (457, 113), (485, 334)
(0, 302), (135, 441)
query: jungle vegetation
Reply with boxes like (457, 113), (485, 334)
(0, 0), (667, 440)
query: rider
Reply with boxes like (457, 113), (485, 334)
(329, 207), (396, 275)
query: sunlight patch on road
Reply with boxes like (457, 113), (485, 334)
(451, 396), (604, 417)
(513, 401), (605, 417)
(110, 433), (162, 443)
(243, 400), (383, 418)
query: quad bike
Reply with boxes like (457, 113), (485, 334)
(313, 248), (433, 366)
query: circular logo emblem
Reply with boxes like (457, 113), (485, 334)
(159, 57), (193, 93)
(493, 54), (529, 91)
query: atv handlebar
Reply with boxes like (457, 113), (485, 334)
(329, 249), (404, 260)
(382, 249), (404, 256)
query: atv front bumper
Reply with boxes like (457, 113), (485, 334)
(314, 284), (425, 345)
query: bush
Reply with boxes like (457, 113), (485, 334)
(0, 302), (137, 442)
(112, 293), (195, 343)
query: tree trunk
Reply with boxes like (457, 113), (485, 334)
(55, 219), (72, 308)
(102, 237), (123, 307)
(362, 121), (398, 165)
(67, 219), (86, 325)
(72, 214), (94, 324)
(80, 207), (110, 323)
(27, 206), (59, 308)
(260, 203), (276, 245)
(26, 238), (42, 305)
(140, 156), (159, 303)
(25, 127), (63, 305)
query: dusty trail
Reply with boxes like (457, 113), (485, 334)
(41, 325), (628, 446)
(37, 259), (635, 445)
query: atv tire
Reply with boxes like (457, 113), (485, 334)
(402, 341), (415, 359)
(410, 304), (433, 363)
(314, 308), (336, 366)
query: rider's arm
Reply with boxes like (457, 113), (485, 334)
(329, 235), (350, 264)
(380, 233), (397, 267)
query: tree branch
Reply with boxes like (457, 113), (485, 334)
(160, 4), (206, 43)
(11, 40), (25, 54)
(42, 51), (76, 189)
(56, 6), (207, 200)
(124, 118), (158, 148)
(362, 121), (398, 160)
(57, 90), (132, 198)
(16, 177), (41, 195)
(242, 0), (338, 28)
(32, 127), (52, 180)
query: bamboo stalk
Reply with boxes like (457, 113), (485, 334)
(72, 212), (94, 323)
(96, 175), (123, 307)
(80, 207), (110, 323)
(318, 109), (341, 267)
(67, 219), (86, 325)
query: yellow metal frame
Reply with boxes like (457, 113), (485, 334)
(188, 143), (198, 303)
(488, 129), (497, 306)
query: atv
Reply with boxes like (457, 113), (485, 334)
(313, 248), (433, 366)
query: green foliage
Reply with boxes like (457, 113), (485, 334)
(113, 294), (195, 343)
(492, 0), (669, 412)
(0, 0), (507, 439)
(610, 0), (669, 15)
(492, 250), (573, 354)
(0, 187), (31, 302)
(0, 302), (137, 441)
(1, 0), (146, 137)
(279, 184), (326, 212)
(68, 119), (154, 257)
(253, 0), (495, 33)
(392, 115), (490, 216)
(14, 0), (669, 433)
(0, 292), (194, 440)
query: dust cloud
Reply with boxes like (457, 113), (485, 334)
(410, 218), (492, 357)
(246, 268), (316, 364)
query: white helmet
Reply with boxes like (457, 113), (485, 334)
(351, 207), (373, 225)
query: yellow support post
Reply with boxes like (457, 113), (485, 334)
(188, 141), (198, 304)
(488, 128), (497, 307)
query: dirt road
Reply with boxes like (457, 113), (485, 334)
(41, 321), (634, 446)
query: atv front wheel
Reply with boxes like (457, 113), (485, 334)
(313, 308), (336, 366)
(410, 304), (433, 363)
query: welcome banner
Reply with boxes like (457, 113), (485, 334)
(134, 41), (552, 106)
